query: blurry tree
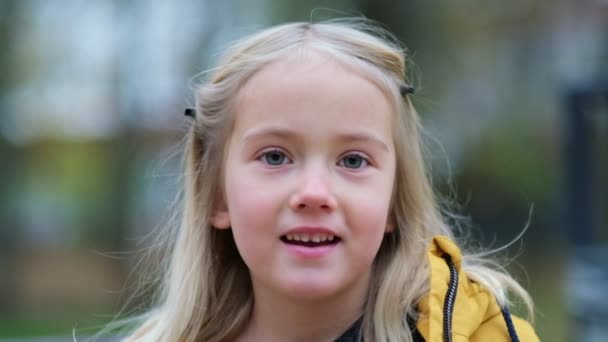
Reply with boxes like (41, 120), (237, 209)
(0, 0), (21, 313)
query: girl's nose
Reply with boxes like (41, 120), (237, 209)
(289, 169), (337, 212)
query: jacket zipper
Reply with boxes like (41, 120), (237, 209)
(442, 255), (521, 342)
(442, 255), (458, 342)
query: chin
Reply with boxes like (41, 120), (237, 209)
(278, 276), (347, 302)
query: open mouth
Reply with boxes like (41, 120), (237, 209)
(280, 233), (341, 247)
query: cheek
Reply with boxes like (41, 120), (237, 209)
(355, 197), (392, 237)
(343, 172), (394, 226)
(226, 171), (282, 222)
(224, 176), (274, 268)
(341, 176), (394, 258)
(358, 197), (392, 264)
(224, 167), (285, 251)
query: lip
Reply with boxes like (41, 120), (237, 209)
(281, 226), (340, 238)
(280, 226), (341, 259)
(283, 243), (338, 258)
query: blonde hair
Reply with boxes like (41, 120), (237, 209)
(124, 19), (533, 342)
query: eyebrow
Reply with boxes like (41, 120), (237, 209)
(240, 126), (390, 152)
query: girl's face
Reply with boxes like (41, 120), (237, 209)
(212, 52), (396, 302)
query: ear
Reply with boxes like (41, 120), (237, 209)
(210, 197), (231, 229)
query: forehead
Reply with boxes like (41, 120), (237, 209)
(233, 51), (395, 138)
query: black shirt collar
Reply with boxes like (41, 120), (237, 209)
(333, 316), (425, 342)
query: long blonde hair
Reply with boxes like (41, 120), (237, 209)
(124, 19), (532, 342)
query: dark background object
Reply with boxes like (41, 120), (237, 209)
(564, 80), (608, 342)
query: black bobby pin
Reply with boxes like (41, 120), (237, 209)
(400, 84), (415, 96)
(184, 108), (196, 118)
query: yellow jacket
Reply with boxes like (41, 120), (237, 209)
(416, 236), (540, 342)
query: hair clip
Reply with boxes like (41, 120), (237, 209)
(400, 84), (415, 96)
(184, 108), (196, 118)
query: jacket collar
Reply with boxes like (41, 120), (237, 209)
(417, 236), (507, 341)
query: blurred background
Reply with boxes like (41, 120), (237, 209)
(0, 0), (606, 341)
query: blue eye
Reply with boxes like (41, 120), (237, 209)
(262, 150), (288, 165)
(339, 154), (368, 169)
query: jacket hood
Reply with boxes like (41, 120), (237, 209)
(416, 236), (539, 342)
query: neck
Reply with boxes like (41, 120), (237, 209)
(237, 274), (370, 342)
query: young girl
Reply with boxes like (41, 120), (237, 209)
(125, 20), (538, 342)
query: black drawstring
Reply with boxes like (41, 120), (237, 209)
(500, 305), (521, 342)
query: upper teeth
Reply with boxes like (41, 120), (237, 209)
(286, 233), (335, 242)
